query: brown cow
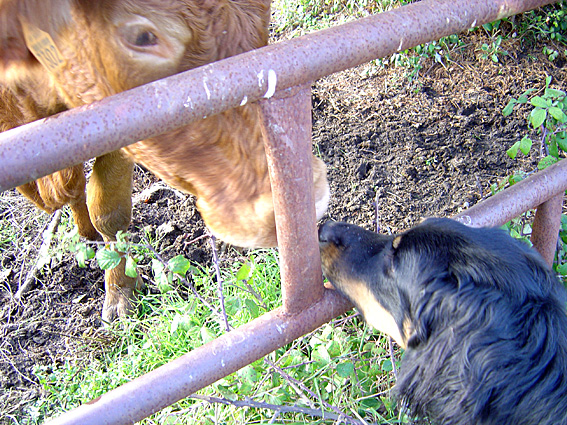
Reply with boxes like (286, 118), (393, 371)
(0, 0), (329, 323)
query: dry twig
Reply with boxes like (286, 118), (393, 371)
(15, 210), (62, 300)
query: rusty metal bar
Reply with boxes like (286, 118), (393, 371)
(46, 290), (352, 425)
(0, 0), (556, 192)
(454, 160), (567, 228)
(454, 160), (567, 262)
(531, 194), (563, 266)
(260, 85), (324, 314)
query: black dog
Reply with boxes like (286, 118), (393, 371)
(319, 218), (567, 425)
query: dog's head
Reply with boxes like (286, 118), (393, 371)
(319, 217), (567, 424)
(319, 217), (563, 348)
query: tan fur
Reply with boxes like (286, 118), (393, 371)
(0, 0), (329, 322)
(337, 279), (407, 348)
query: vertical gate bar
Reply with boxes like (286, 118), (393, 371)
(531, 194), (563, 266)
(260, 84), (324, 314)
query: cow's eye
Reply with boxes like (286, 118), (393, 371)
(134, 31), (158, 46)
(120, 24), (159, 49)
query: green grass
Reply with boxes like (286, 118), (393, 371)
(25, 249), (405, 424)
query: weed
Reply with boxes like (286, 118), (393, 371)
(503, 75), (567, 170)
(502, 76), (567, 280)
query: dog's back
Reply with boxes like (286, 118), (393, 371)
(319, 218), (567, 425)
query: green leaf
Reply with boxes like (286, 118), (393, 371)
(216, 384), (237, 401)
(550, 139), (559, 158)
(538, 155), (559, 170)
(168, 255), (191, 275)
(152, 259), (173, 292)
(171, 314), (192, 334)
(545, 88), (566, 99)
(237, 365), (258, 383)
(244, 298), (259, 318)
(549, 106), (566, 123)
(327, 340), (341, 358)
(530, 96), (549, 108)
(557, 132), (567, 152)
(125, 256), (138, 278)
(381, 359), (393, 372)
(557, 263), (567, 276)
(508, 171), (527, 186)
(96, 248), (121, 270)
(360, 397), (381, 410)
(530, 108), (547, 128)
(114, 230), (130, 252)
(502, 99), (516, 116)
(236, 263), (251, 282)
(519, 135), (532, 155)
(201, 326), (216, 344)
(314, 345), (331, 365)
(506, 141), (520, 159)
(75, 243), (95, 268)
(336, 362), (355, 378)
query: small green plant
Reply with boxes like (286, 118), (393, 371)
(502, 76), (567, 281)
(503, 76), (567, 170)
(478, 35), (508, 63)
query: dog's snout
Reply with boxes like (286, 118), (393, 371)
(318, 221), (347, 247)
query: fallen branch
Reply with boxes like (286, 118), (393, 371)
(209, 234), (231, 332)
(15, 209), (62, 300)
(264, 358), (363, 425)
(189, 394), (376, 424)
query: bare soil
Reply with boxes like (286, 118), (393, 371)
(1, 32), (565, 421)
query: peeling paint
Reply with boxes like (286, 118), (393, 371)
(183, 96), (193, 109)
(257, 69), (265, 88)
(455, 215), (472, 226)
(203, 78), (211, 100)
(264, 69), (277, 98)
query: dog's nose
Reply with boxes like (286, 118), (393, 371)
(318, 221), (346, 246)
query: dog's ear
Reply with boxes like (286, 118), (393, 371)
(382, 234), (404, 276)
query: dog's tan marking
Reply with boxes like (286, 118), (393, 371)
(341, 279), (406, 348)
(402, 316), (413, 343)
(392, 235), (403, 250)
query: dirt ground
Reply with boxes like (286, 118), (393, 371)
(1, 31), (566, 421)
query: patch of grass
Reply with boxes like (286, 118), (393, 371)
(23, 249), (405, 424)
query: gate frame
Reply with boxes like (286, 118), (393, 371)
(0, 0), (562, 423)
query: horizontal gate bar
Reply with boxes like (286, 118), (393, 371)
(46, 290), (353, 425)
(0, 0), (557, 192)
(454, 159), (567, 228)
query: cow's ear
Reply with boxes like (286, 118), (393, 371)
(0, 31), (34, 70)
(0, 2), (34, 73)
(0, 0), (72, 77)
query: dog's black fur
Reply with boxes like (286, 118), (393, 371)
(319, 218), (567, 425)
